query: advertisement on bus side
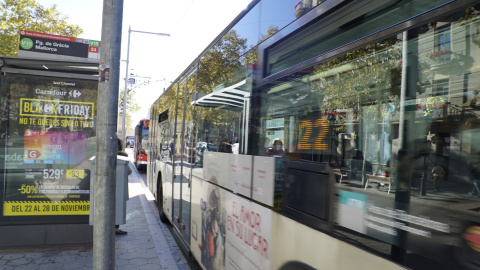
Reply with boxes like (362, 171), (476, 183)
(338, 190), (456, 262)
(225, 192), (271, 270)
(191, 179), (272, 270)
(203, 152), (279, 208)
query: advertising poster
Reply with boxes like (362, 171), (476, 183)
(252, 156), (282, 208)
(23, 130), (87, 165)
(228, 154), (253, 197)
(225, 193), (271, 270)
(337, 190), (454, 261)
(200, 182), (227, 270)
(0, 74), (97, 219)
(192, 175), (272, 270)
(204, 152), (229, 188)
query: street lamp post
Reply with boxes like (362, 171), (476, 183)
(122, 25), (169, 142)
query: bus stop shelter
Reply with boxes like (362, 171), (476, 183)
(0, 55), (99, 248)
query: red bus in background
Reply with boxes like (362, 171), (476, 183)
(134, 119), (149, 169)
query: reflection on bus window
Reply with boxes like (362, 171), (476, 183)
(267, 138), (285, 156)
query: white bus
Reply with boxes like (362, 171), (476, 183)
(146, 1), (480, 269)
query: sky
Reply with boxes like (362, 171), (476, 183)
(35, 0), (252, 131)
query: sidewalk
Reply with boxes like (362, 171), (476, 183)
(0, 164), (192, 270)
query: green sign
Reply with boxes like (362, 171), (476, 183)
(20, 38), (33, 50)
(89, 40), (100, 47)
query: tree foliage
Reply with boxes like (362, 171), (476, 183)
(0, 0), (83, 56)
(119, 89), (141, 135)
(188, 30), (248, 132)
(156, 26), (281, 145)
(311, 37), (402, 126)
(198, 30), (248, 90)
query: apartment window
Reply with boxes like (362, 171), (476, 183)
(434, 79), (449, 96)
(435, 27), (452, 62)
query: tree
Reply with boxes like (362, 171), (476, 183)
(0, 0), (83, 56)
(198, 30), (248, 90)
(158, 27), (272, 146)
(194, 30), (248, 128)
(119, 89), (141, 135)
(295, 38), (404, 183)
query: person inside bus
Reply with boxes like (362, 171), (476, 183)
(470, 90), (480, 109)
(217, 138), (232, 153)
(469, 163), (480, 197)
(169, 139), (174, 160)
(116, 138), (131, 235)
(264, 137), (271, 154)
(431, 163), (445, 191)
(268, 138), (285, 156)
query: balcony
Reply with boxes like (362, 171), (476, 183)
(295, 1), (311, 19)
(426, 50), (468, 75)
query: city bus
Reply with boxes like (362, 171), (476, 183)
(146, 0), (480, 269)
(134, 118), (149, 169)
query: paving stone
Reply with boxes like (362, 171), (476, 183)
(135, 263), (163, 270)
(23, 253), (43, 259)
(62, 261), (88, 270)
(127, 258), (149, 266)
(31, 257), (54, 265)
(118, 252), (138, 260)
(10, 265), (37, 270)
(115, 258), (130, 266)
(0, 255), (24, 261)
(6, 258), (31, 267)
(117, 264), (144, 270)
(54, 255), (72, 263)
(37, 263), (63, 270)
(137, 250), (157, 260)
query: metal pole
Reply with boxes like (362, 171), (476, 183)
(121, 29), (169, 142)
(122, 25), (132, 142)
(94, 0), (123, 269)
(121, 26), (131, 143)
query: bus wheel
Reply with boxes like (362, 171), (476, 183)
(157, 176), (168, 223)
(279, 261), (316, 270)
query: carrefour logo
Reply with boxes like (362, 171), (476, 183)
(20, 38), (34, 50)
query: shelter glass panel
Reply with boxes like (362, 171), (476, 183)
(0, 74), (97, 224)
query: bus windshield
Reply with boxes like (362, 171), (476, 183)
(141, 128), (148, 141)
